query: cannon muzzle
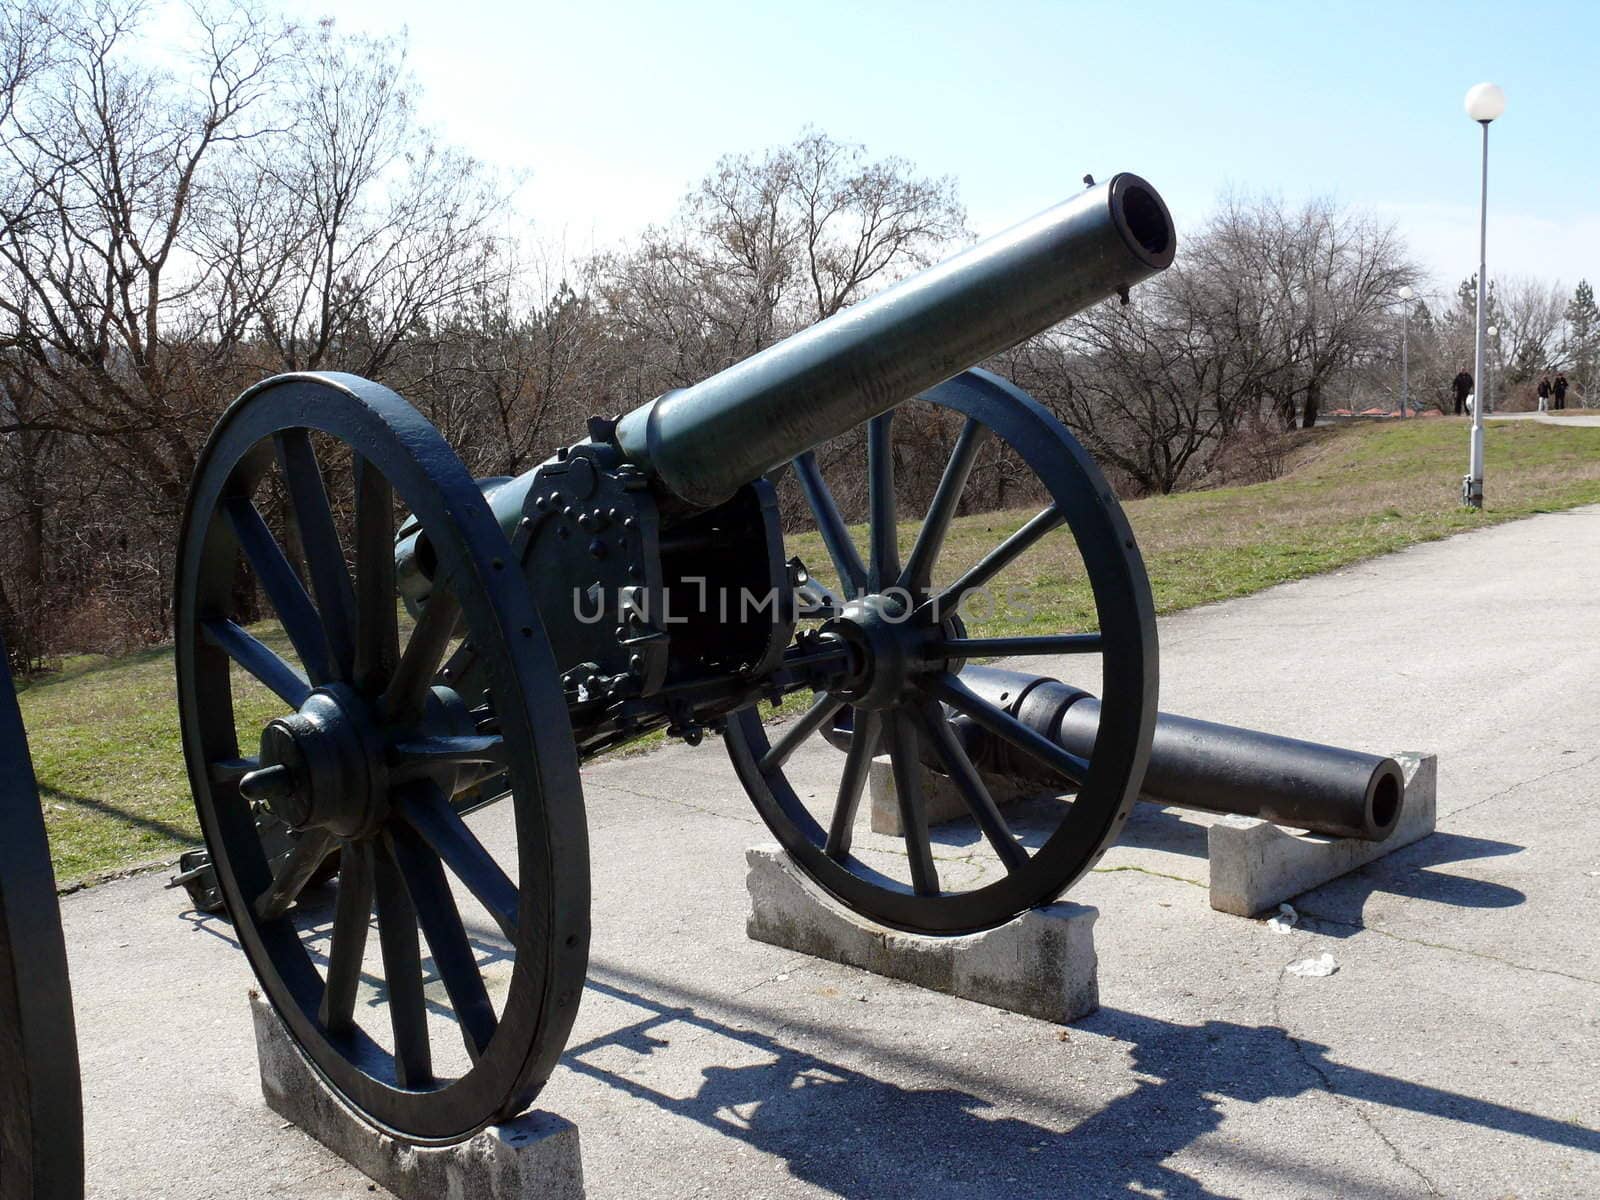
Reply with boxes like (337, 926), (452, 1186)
(955, 666), (1404, 841)
(616, 173), (1176, 507)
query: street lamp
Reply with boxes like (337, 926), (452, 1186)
(1398, 285), (1415, 417)
(1485, 324), (1499, 413)
(1463, 82), (1506, 509)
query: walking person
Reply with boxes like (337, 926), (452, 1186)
(1537, 375), (1552, 413)
(1554, 373), (1568, 410)
(1453, 369), (1473, 415)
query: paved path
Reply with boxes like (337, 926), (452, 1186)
(1488, 411), (1600, 426)
(60, 507), (1600, 1199)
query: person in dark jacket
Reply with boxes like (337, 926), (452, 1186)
(1452, 370), (1473, 415)
(1537, 375), (1552, 412)
(1553, 374), (1568, 410)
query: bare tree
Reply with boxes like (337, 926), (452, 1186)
(594, 129), (966, 405)
(251, 20), (507, 380)
(0, 0), (291, 654)
(1496, 274), (1565, 383)
(0, 0), (288, 497)
(1014, 296), (1222, 495)
(0, 5), (507, 653)
(1205, 195), (1418, 428)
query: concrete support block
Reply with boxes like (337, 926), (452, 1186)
(250, 992), (585, 1199)
(744, 845), (1098, 1024)
(868, 753), (1032, 835)
(1206, 751), (1438, 916)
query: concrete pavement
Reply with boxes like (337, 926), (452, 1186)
(59, 505), (1600, 1198)
(1487, 411), (1600, 426)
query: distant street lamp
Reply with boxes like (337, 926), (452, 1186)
(1463, 82), (1506, 509)
(1486, 324), (1499, 413)
(1398, 285), (1415, 417)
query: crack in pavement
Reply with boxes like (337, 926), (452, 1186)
(1437, 748), (1600, 824)
(1271, 965), (1444, 1197)
(586, 780), (766, 826)
(1294, 909), (1600, 988)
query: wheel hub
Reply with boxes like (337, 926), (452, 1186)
(241, 684), (388, 838)
(823, 593), (939, 709)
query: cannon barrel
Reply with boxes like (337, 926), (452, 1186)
(615, 174), (1175, 507)
(955, 666), (1403, 841)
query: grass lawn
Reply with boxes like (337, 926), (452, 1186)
(16, 415), (1600, 888)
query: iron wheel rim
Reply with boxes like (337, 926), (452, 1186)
(0, 633), (83, 1197)
(726, 368), (1156, 935)
(174, 372), (588, 1143)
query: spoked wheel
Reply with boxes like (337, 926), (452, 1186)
(0, 634), (83, 1199)
(726, 368), (1157, 935)
(175, 373), (588, 1143)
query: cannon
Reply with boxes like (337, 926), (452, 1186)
(925, 665), (1404, 842)
(0, 633), (84, 1199)
(172, 172), (1397, 1144)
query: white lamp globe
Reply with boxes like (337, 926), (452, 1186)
(1399, 285), (1414, 301)
(1487, 325), (1498, 338)
(1465, 83), (1507, 122)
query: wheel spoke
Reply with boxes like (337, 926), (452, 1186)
(372, 838), (432, 1089)
(936, 634), (1103, 658)
(353, 455), (399, 693)
(918, 505), (1063, 623)
(380, 591), (461, 726)
(394, 784), (519, 940)
(389, 734), (508, 785)
(867, 413), (898, 591)
(759, 694), (845, 774)
(927, 673), (1089, 786)
(202, 618), (310, 707)
(887, 713), (939, 895)
(254, 829), (338, 922)
(792, 451), (868, 598)
(825, 708), (880, 859)
(898, 418), (989, 596)
(209, 756), (258, 785)
(225, 496), (337, 684)
(276, 429), (357, 679)
(320, 842), (373, 1034)
(914, 703), (1029, 872)
(390, 822), (498, 1060)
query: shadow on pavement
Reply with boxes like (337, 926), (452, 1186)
(1296, 831), (1525, 937)
(1112, 806), (1526, 926)
(570, 961), (1594, 1199)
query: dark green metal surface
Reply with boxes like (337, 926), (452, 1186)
(616, 174), (1175, 507)
(724, 369), (1159, 934)
(0, 634), (84, 1200)
(175, 374), (590, 1144)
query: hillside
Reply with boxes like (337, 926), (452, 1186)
(16, 416), (1600, 887)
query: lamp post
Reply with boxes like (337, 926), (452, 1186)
(1485, 324), (1499, 414)
(1398, 285), (1414, 417)
(1463, 82), (1506, 509)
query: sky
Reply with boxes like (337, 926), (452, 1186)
(188, 0), (1600, 306)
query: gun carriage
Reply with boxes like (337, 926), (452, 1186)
(169, 173), (1404, 1145)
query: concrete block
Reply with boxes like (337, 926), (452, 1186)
(868, 752), (1033, 835)
(250, 991), (585, 1199)
(1206, 751), (1438, 916)
(744, 845), (1098, 1024)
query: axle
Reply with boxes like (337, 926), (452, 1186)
(951, 666), (1404, 842)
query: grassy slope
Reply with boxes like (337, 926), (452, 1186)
(17, 416), (1600, 886)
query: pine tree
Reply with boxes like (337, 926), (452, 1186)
(1563, 279), (1599, 404)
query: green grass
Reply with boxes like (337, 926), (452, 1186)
(15, 416), (1600, 888)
